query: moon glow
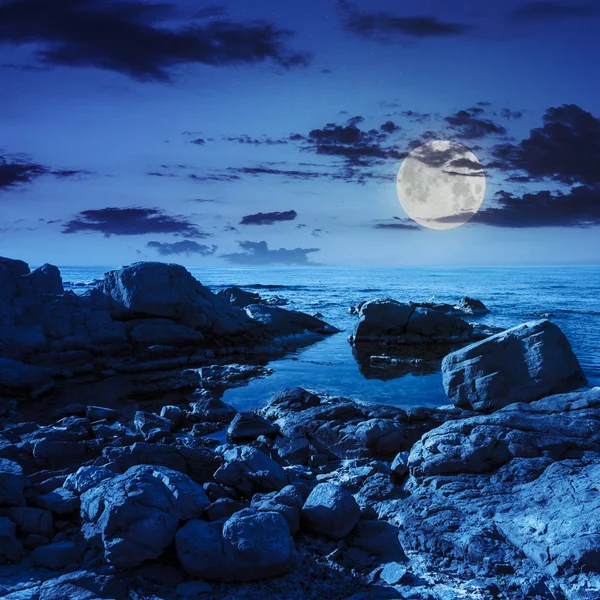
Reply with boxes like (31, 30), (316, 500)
(396, 140), (486, 230)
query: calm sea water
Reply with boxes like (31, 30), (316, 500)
(58, 266), (600, 411)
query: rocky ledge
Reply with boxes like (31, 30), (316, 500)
(0, 286), (594, 600)
(0, 257), (339, 401)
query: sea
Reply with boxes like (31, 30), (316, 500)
(57, 265), (600, 411)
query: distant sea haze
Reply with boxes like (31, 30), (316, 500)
(60, 265), (600, 410)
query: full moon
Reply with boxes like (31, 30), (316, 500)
(396, 140), (486, 230)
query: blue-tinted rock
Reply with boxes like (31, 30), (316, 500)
(301, 483), (360, 540)
(442, 319), (587, 412)
(64, 465), (115, 494)
(0, 458), (24, 506)
(215, 446), (287, 496)
(81, 464), (209, 568)
(31, 540), (82, 569)
(227, 411), (278, 443)
(6, 507), (53, 537)
(222, 508), (295, 581)
(251, 485), (304, 534)
(0, 516), (22, 562)
(0, 358), (54, 399)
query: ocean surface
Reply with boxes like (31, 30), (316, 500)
(58, 266), (600, 411)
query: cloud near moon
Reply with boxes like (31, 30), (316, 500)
(396, 140), (486, 230)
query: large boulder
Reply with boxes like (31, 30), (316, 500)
(130, 322), (203, 346)
(442, 319), (587, 412)
(100, 262), (254, 338)
(80, 465), (209, 568)
(301, 483), (360, 540)
(0, 358), (54, 399)
(176, 509), (295, 582)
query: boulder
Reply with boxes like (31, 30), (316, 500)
(442, 319), (587, 412)
(218, 287), (262, 308)
(0, 516), (22, 562)
(100, 261), (253, 338)
(80, 465), (209, 568)
(222, 508), (295, 581)
(227, 411), (278, 443)
(25, 264), (64, 296)
(176, 519), (234, 581)
(177, 509), (295, 582)
(301, 483), (360, 540)
(455, 296), (489, 315)
(250, 485), (304, 534)
(31, 541), (82, 569)
(214, 446), (287, 496)
(0, 358), (54, 399)
(0, 458), (24, 506)
(6, 507), (53, 537)
(189, 394), (237, 423)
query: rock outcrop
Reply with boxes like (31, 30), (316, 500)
(442, 319), (587, 411)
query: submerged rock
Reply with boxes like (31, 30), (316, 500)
(442, 319), (587, 411)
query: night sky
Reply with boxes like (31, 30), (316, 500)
(1, 0), (599, 266)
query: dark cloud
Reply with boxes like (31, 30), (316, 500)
(147, 240), (217, 256)
(445, 108), (507, 140)
(0, 0), (309, 81)
(187, 198), (217, 203)
(224, 135), (289, 146)
(191, 138), (206, 146)
(189, 173), (241, 182)
(373, 217), (421, 231)
(491, 104), (600, 186)
(338, 1), (471, 40)
(510, 2), (600, 21)
(467, 185), (600, 228)
(221, 240), (319, 265)
(240, 210), (297, 225)
(304, 115), (405, 167)
(0, 154), (87, 190)
(229, 166), (323, 180)
(63, 207), (210, 237)
(501, 108), (524, 120)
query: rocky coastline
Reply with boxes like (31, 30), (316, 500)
(0, 257), (596, 600)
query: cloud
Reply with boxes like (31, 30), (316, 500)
(0, 154), (88, 190)
(304, 115), (405, 167)
(490, 104), (600, 186)
(147, 240), (217, 256)
(510, 2), (600, 21)
(373, 217), (421, 231)
(191, 138), (206, 146)
(240, 210), (297, 225)
(63, 207), (210, 237)
(0, 0), (309, 81)
(501, 108), (524, 120)
(467, 185), (600, 228)
(223, 135), (289, 146)
(338, 1), (471, 40)
(221, 240), (319, 265)
(445, 108), (507, 140)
